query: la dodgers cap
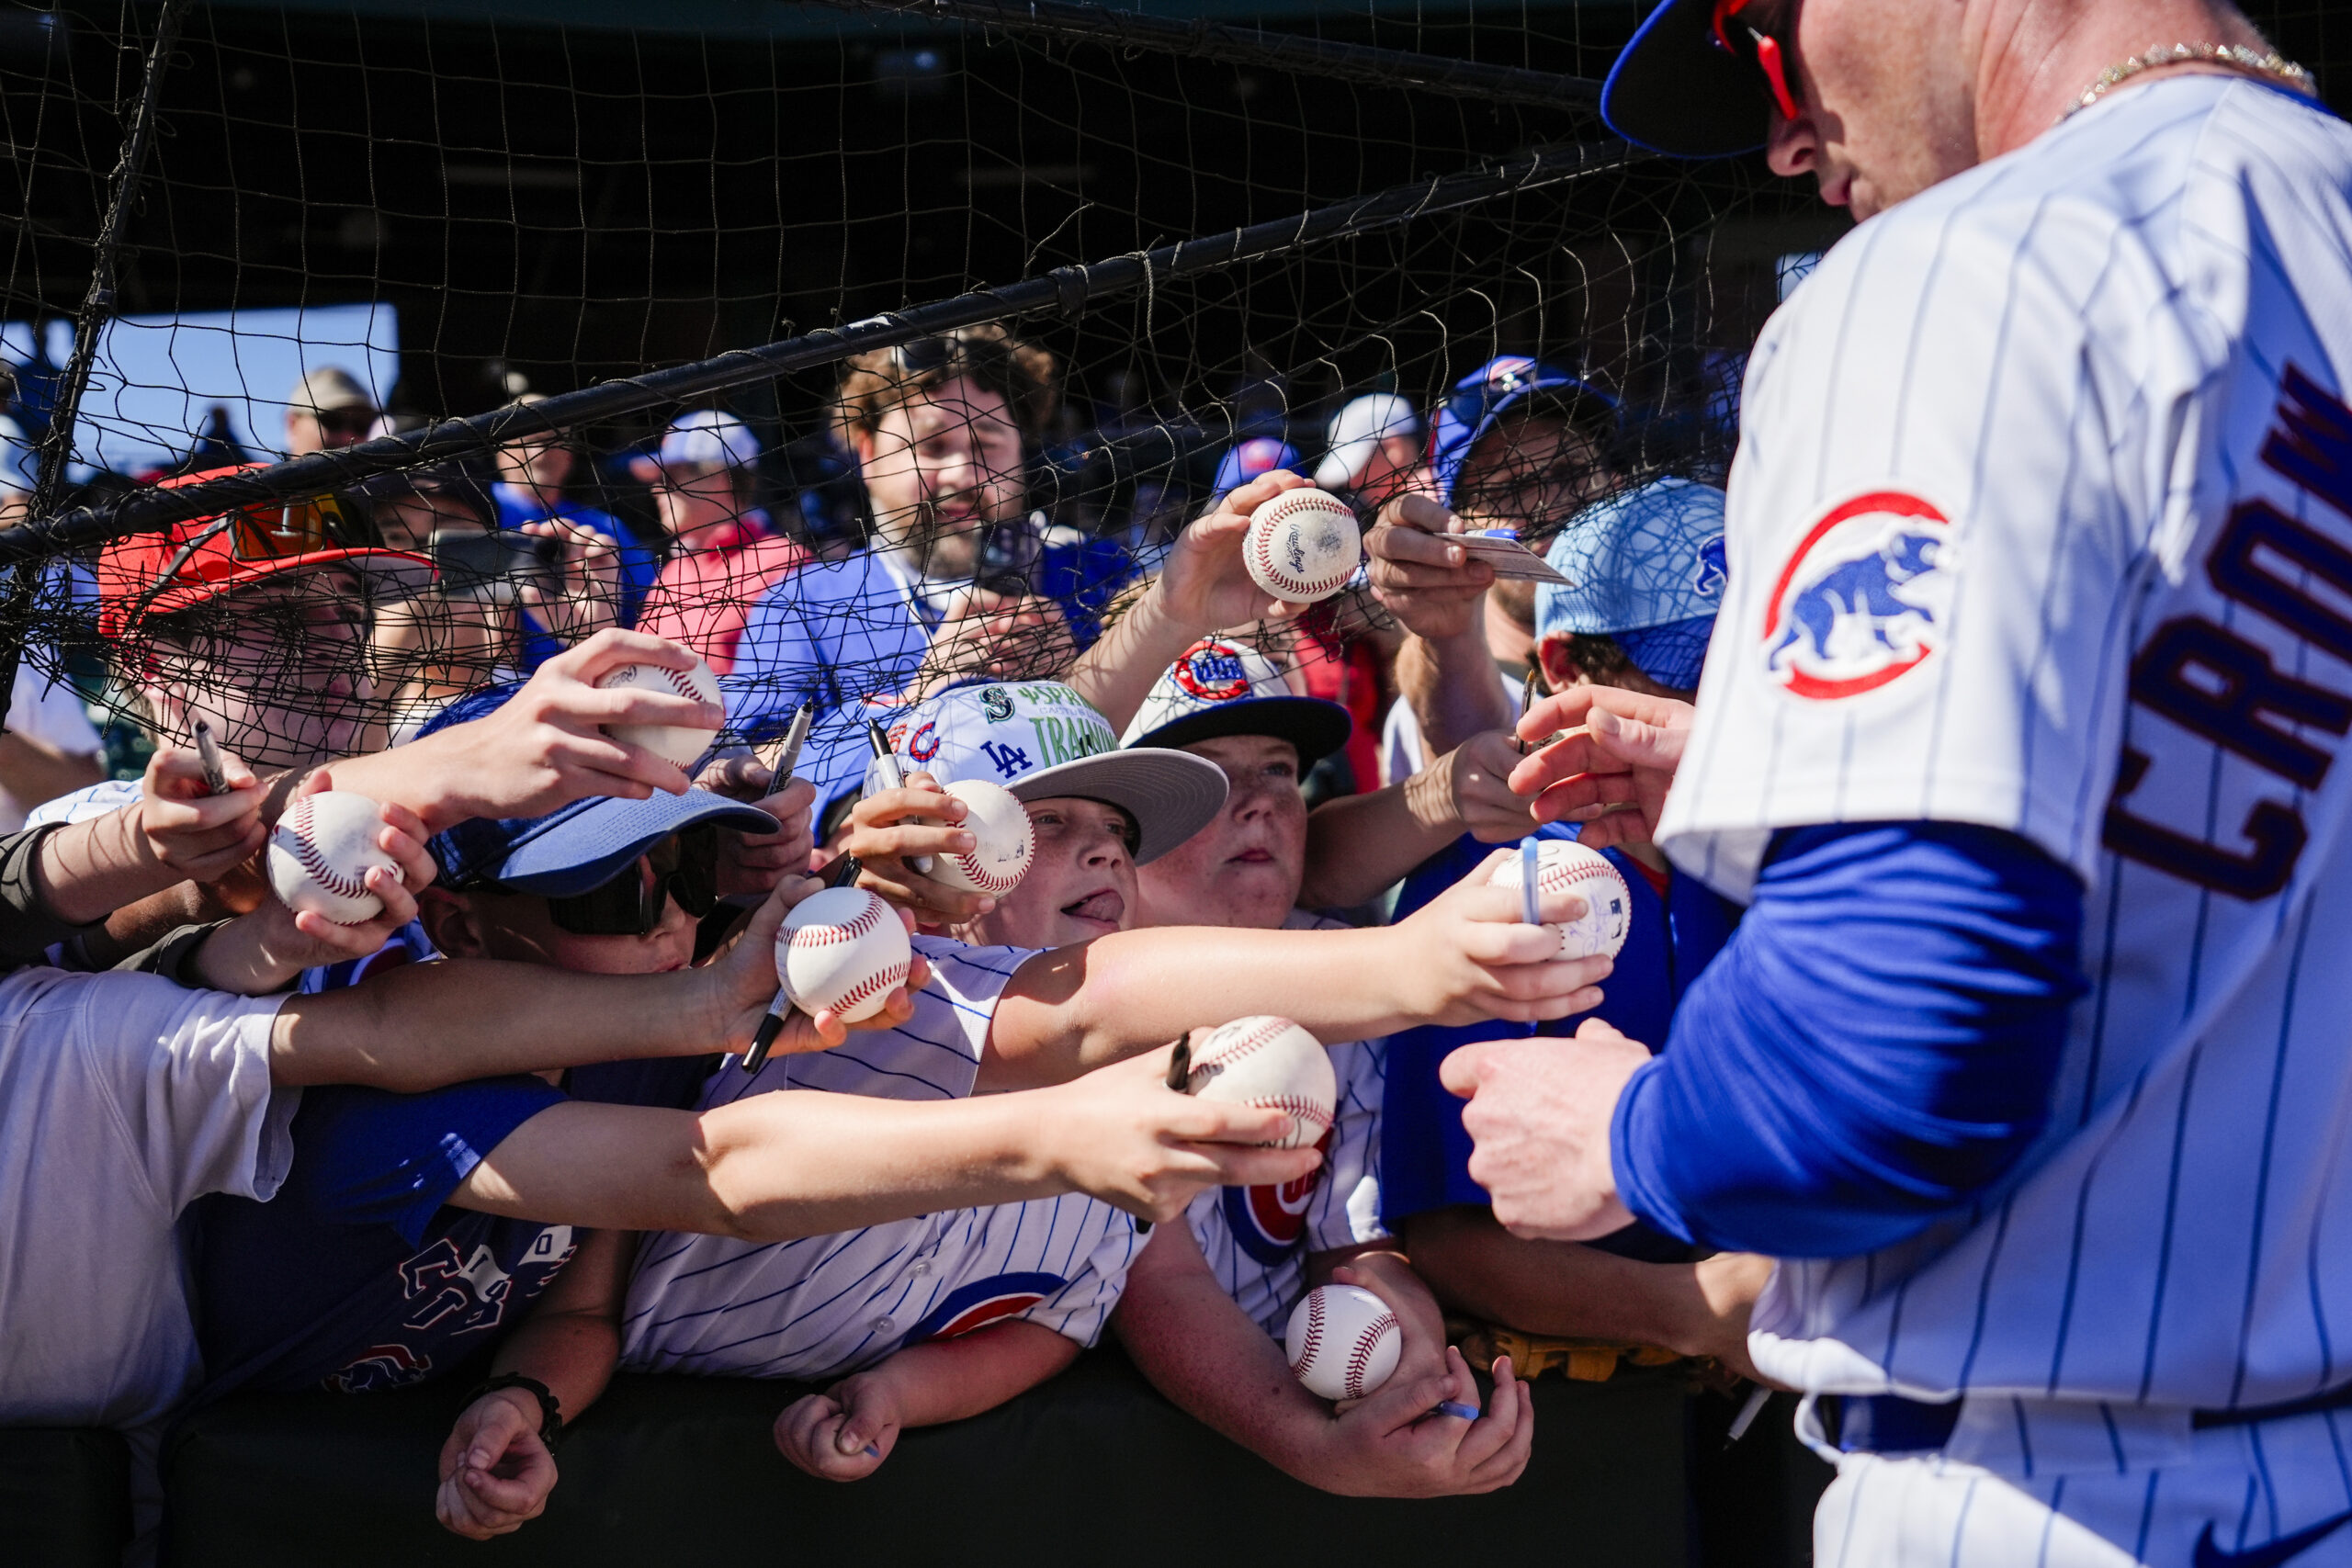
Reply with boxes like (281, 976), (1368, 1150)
(876, 679), (1228, 865)
(1213, 436), (1301, 496)
(417, 683), (775, 896)
(1430, 357), (1618, 508)
(1315, 393), (1422, 491)
(658, 409), (763, 471)
(1535, 476), (1727, 692)
(1121, 637), (1352, 769)
(1600, 0), (1774, 158)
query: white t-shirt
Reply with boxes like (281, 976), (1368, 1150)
(1659, 77), (2352, 1423)
(1379, 671), (1522, 786)
(0, 967), (293, 1427)
(0, 664), (103, 832)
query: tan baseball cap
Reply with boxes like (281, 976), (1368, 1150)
(288, 367), (376, 416)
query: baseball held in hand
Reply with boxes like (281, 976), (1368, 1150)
(930, 779), (1034, 897)
(597, 656), (724, 769)
(1182, 1015), (1337, 1150)
(776, 886), (913, 1023)
(268, 790), (400, 924)
(1488, 840), (1632, 959)
(1286, 1284), (1402, 1402)
(1245, 487), (1361, 604)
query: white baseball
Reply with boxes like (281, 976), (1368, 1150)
(776, 886), (913, 1023)
(1488, 840), (1633, 959)
(1285, 1283), (1402, 1402)
(267, 790), (399, 925)
(1182, 1015), (1337, 1150)
(1245, 487), (1361, 604)
(931, 779), (1035, 897)
(598, 656), (724, 769)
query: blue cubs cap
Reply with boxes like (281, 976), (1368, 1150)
(1601, 0), (1775, 159)
(1535, 477), (1727, 692)
(1213, 437), (1301, 496)
(416, 684), (775, 895)
(1120, 637), (1352, 769)
(1431, 357), (1618, 508)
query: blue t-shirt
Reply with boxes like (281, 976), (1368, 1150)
(192, 1055), (706, 1397)
(491, 483), (662, 669)
(1377, 825), (1737, 1260)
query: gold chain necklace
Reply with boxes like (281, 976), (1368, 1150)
(2062, 42), (2316, 122)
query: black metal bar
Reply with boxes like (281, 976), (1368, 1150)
(0, 0), (187, 728)
(0, 134), (1642, 568)
(807, 0), (1600, 115)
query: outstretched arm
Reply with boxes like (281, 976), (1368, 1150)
(775, 1322), (1079, 1482)
(1299, 730), (1535, 908)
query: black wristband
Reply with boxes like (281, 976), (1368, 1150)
(466, 1373), (565, 1451)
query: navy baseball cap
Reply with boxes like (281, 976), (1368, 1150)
(1431, 357), (1618, 508)
(1213, 437), (1301, 496)
(417, 684), (775, 895)
(1120, 637), (1352, 769)
(1535, 477), (1728, 692)
(1601, 0), (1774, 158)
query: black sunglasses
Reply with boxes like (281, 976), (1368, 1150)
(533, 827), (722, 938)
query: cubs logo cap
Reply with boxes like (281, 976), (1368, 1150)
(1430, 357), (1618, 508)
(879, 679), (1228, 865)
(1536, 477), (1728, 691)
(1600, 0), (1775, 158)
(1120, 638), (1352, 769)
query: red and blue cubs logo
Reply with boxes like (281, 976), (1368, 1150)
(904, 720), (941, 763)
(324, 1343), (430, 1393)
(900, 1271), (1068, 1348)
(1172, 639), (1253, 704)
(1223, 1129), (1331, 1267)
(1762, 491), (1955, 699)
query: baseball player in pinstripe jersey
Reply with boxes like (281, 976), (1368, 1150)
(1435, 2), (2352, 1563)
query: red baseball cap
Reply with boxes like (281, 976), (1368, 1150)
(97, 465), (435, 637)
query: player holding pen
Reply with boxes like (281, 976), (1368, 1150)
(1442, 2), (2352, 1564)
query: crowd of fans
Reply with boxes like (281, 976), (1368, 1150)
(0, 323), (1758, 1553)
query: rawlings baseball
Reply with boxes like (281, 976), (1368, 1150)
(1182, 1015), (1337, 1150)
(1285, 1283), (1402, 1402)
(267, 790), (400, 925)
(1245, 487), (1361, 604)
(775, 886), (913, 1023)
(598, 656), (724, 769)
(931, 778), (1034, 897)
(1488, 840), (1632, 960)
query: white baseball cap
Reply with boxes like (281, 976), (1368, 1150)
(1121, 637), (1351, 768)
(1314, 392), (1422, 491)
(876, 679), (1228, 864)
(658, 409), (762, 470)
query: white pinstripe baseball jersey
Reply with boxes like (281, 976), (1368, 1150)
(1183, 910), (1389, 1337)
(1657, 76), (2352, 1439)
(619, 935), (1138, 1379)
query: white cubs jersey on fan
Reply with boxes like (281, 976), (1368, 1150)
(620, 936), (1136, 1378)
(1185, 911), (1388, 1337)
(1660, 73), (2352, 1466)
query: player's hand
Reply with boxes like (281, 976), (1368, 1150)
(1366, 493), (1495, 643)
(705, 877), (932, 1055)
(1153, 469), (1323, 632)
(1441, 1016), (1648, 1241)
(1309, 1348), (1532, 1497)
(843, 770), (996, 927)
(1508, 686), (1693, 851)
(1326, 1253), (1451, 1400)
(774, 1380), (899, 1482)
(1407, 728), (1538, 843)
(435, 1386), (557, 1539)
(132, 745), (267, 882)
(1378, 848), (1612, 1027)
(1035, 1046), (1324, 1224)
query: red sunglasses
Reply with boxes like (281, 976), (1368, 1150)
(1710, 0), (1801, 123)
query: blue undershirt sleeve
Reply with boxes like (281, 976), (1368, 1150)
(1610, 820), (2086, 1258)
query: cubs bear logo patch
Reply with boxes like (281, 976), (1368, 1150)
(900, 1271), (1069, 1348)
(1762, 491), (1956, 699)
(1223, 1128), (1333, 1266)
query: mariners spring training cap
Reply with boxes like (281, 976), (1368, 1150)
(96, 465), (435, 638)
(878, 679), (1228, 865)
(418, 683), (775, 896)
(1121, 637), (1352, 770)
(1315, 393), (1422, 491)
(659, 409), (763, 471)
(1213, 436), (1301, 496)
(1431, 357), (1618, 508)
(1600, 0), (1775, 159)
(1535, 476), (1728, 692)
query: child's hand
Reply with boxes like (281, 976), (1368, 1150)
(841, 770), (995, 929)
(435, 1386), (557, 1539)
(774, 1372), (902, 1482)
(135, 746), (266, 883)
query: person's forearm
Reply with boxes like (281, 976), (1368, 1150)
(1065, 577), (1204, 733)
(0, 733), (100, 820)
(186, 914), (309, 996)
(1114, 1265), (1340, 1484)
(1299, 775), (1460, 908)
(1403, 1205), (1718, 1353)
(1397, 629), (1511, 761)
(861, 1322), (1078, 1429)
(489, 1303), (620, 1426)
(34, 808), (186, 926)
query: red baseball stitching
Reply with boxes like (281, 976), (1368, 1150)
(1344, 1310), (1399, 1398)
(826, 956), (911, 1015)
(1498, 850), (1630, 933)
(1290, 1287), (1326, 1379)
(1193, 1016), (1295, 1077)
(1249, 494), (1353, 599)
(789, 896), (883, 949)
(287, 796), (368, 902)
